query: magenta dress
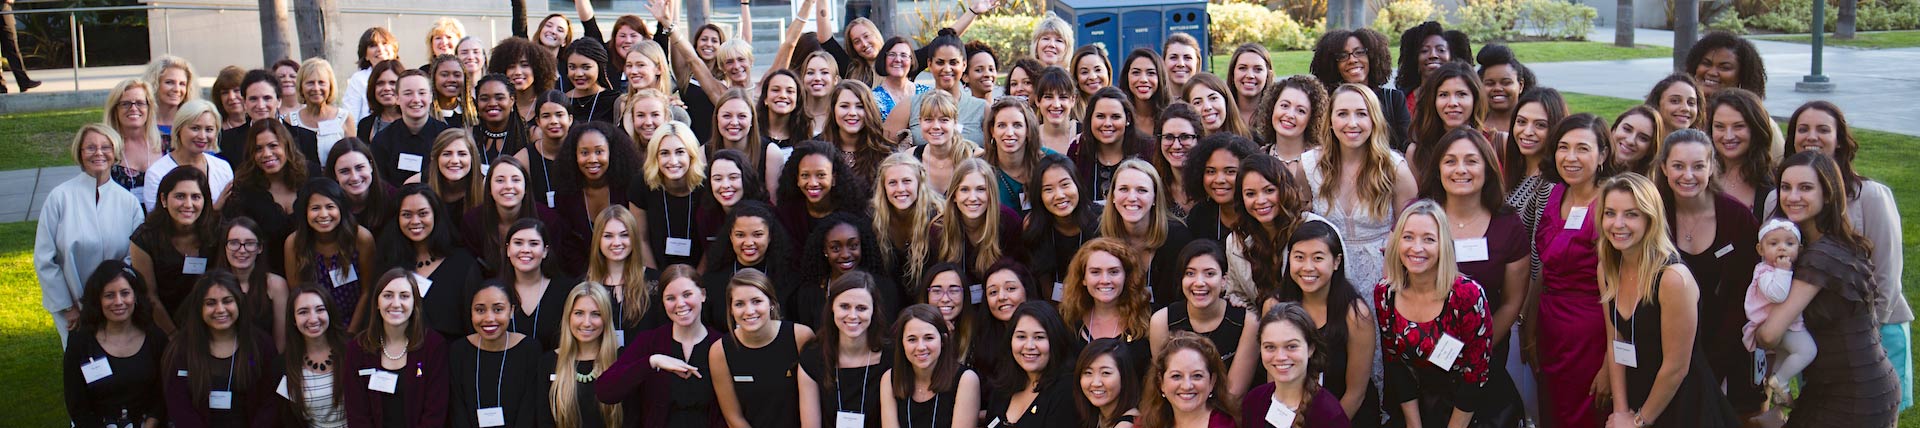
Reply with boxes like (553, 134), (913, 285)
(1533, 184), (1605, 428)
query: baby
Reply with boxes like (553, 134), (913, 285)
(1742, 218), (1815, 404)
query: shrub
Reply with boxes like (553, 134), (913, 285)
(967, 14), (1043, 61)
(1517, 0), (1598, 40)
(1456, 0), (1525, 42)
(1209, 2), (1323, 51)
(1371, 0), (1443, 39)
(1270, 0), (1330, 25)
(1450, 0), (1598, 42)
(1746, 0), (1920, 33)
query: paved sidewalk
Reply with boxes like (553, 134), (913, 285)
(0, 166), (80, 223)
(1543, 27), (1920, 137)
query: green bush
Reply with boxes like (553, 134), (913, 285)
(968, 14), (1043, 62)
(1209, 2), (1324, 51)
(1747, 0), (1920, 32)
(1371, 0), (1443, 39)
(1518, 0), (1598, 40)
(1456, 0), (1525, 42)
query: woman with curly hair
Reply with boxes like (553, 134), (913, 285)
(776, 140), (870, 242)
(1254, 75), (1329, 171)
(1140, 331), (1239, 428)
(791, 212), (896, 330)
(1310, 29), (1411, 149)
(490, 37), (558, 124)
(1475, 44), (1533, 136)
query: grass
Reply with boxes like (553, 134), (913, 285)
(0, 108), (97, 171)
(1756, 30), (1920, 50)
(1208, 41), (1672, 79)
(0, 221), (69, 426)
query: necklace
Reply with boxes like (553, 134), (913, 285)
(415, 256), (442, 269)
(380, 336), (407, 360)
(481, 127), (509, 139)
(304, 355), (332, 372)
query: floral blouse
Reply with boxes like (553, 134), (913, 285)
(1375, 275), (1494, 386)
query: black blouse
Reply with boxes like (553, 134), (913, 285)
(514, 276), (579, 354)
(800, 348), (894, 428)
(64, 327), (169, 428)
(448, 337), (546, 428)
(627, 184), (713, 269)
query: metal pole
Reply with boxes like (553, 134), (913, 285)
(164, 8), (173, 55)
(68, 12), (78, 91)
(1797, 0), (1834, 92)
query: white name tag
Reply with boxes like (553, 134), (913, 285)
(1428, 333), (1465, 371)
(970, 284), (984, 304)
(1019, 192), (1031, 211)
(412, 272), (435, 297)
(1612, 340), (1638, 368)
(1753, 349), (1769, 385)
(546, 191), (557, 208)
(1715, 244), (1735, 258)
(398, 153), (424, 172)
(1264, 398), (1297, 428)
(1052, 282), (1066, 302)
(835, 411), (866, 428)
(987, 417), (1002, 428)
(177, 370), (189, 377)
(330, 265), (359, 287)
(1563, 207), (1588, 230)
(81, 357), (112, 384)
(209, 390), (233, 410)
(369, 370), (399, 393)
(1454, 238), (1490, 263)
(480, 163), (491, 177)
(358, 368), (375, 376)
(477, 407), (507, 427)
(276, 376), (290, 399)
(549, 374), (558, 381)
(182, 257), (208, 275)
(733, 375), (754, 383)
(616, 329), (626, 344)
(665, 237), (693, 257)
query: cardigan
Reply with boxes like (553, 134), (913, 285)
(35, 173), (144, 315)
(341, 333), (450, 428)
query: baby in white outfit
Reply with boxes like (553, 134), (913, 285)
(1742, 218), (1815, 403)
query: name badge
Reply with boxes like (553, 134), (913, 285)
(1454, 238), (1490, 263)
(1264, 398), (1297, 428)
(369, 370), (399, 393)
(442, 109), (456, 118)
(1753, 349), (1769, 385)
(835, 411), (866, 428)
(549, 374), (558, 381)
(546, 191), (557, 208)
(1019, 192), (1031, 211)
(358, 368), (375, 376)
(666, 237), (693, 257)
(177, 370), (189, 377)
(1715, 244), (1735, 258)
(616, 329), (626, 344)
(1052, 282), (1066, 302)
(477, 407), (507, 427)
(276, 376), (290, 399)
(1428, 333), (1465, 371)
(1612, 340), (1638, 368)
(480, 163), (491, 177)
(81, 357), (113, 384)
(209, 391), (233, 410)
(1094, 198), (1107, 208)
(987, 417), (1002, 428)
(733, 375), (754, 383)
(330, 265), (359, 287)
(1563, 207), (1588, 230)
(182, 257), (208, 275)
(398, 153), (424, 172)
(412, 272), (435, 297)
(970, 284), (984, 304)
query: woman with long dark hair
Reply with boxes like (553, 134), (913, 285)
(596, 264), (723, 428)
(1075, 338), (1143, 428)
(881, 304), (983, 428)
(222, 119), (312, 275)
(699, 201), (797, 325)
(212, 218), (288, 346)
(1122, 48), (1170, 137)
(1072, 87), (1155, 209)
(1243, 303), (1353, 428)
(1022, 153), (1101, 292)
(324, 138), (394, 234)
(341, 270), (451, 427)
(798, 271), (896, 428)
(793, 212), (896, 330)
(1228, 154), (1312, 308)
(1265, 219), (1379, 428)
(449, 281), (546, 428)
(985, 302), (1083, 428)
(63, 261), (168, 428)
(130, 167), (220, 331)
(501, 218), (578, 352)
(1405, 63), (1488, 177)
(162, 272), (282, 427)
(1658, 129), (1764, 417)
(1415, 127), (1529, 425)
(284, 178), (377, 326)
(776, 140), (869, 239)
(710, 269), (818, 428)
(986, 98), (1049, 216)
(463, 156), (567, 276)
(552, 122), (642, 275)
(377, 184), (483, 339)
(1149, 240), (1259, 397)
(1704, 88), (1775, 216)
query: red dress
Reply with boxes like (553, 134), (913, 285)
(1375, 275), (1494, 427)
(1533, 184), (1605, 428)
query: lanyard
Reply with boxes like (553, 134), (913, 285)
(1616, 301), (1638, 345)
(475, 342), (506, 408)
(837, 364), (871, 414)
(907, 391), (939, 428)
(221, 353), (235, 393)
(662, 192), (693, 239)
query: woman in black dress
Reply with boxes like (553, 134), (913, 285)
(699, 201), (796, 330)
(984, 301), (1083, 428)
(1074, 338), (1143, 428)
(1149, 240), (1259, 397)
(64, 261), (169, 428)
(1264, 219), (1380, 428)
(1021, 153), (1100, 295)
(1655, 129), (1763, 416)
(775, 140), (869, 240)
(596, 265), (723, 428)
(213, 217), (289, 345)
(1757, 152), (1899, 427)
(539, 282), (624, 427)
(129, 167), (219, 331)
(793, 213), (896, 330)
(1596, 174), (1736, 427)
(628, 121), (710, 270)
(449, 281), (546, 428)
(798, 271), (895, 428)
(710, 268), (818, 428)
(378, 184), (484, 339)
(880, 304), (983, 428)
(502, 218), (576, 352)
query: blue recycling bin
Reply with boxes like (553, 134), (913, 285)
(1053, 0), (1210, 72)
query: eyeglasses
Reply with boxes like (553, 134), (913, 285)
(225, 239), (261, 252)
(1159, 133), (1199, 144)
(118, 100), (151, 110)
(80, 145), (115, 155)
(1336, 49), (1368, 61)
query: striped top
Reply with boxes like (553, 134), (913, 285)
(303, 368), (347, 427)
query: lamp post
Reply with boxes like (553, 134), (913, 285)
(1798, 0), (1836, 92)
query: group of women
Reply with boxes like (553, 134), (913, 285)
(35, 0), (1909, 427)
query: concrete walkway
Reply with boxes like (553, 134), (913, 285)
(1540, 27), (1920, 137)
(0, 166), (80, 223)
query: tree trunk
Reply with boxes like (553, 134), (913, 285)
(874, 0), (897, 36)
(258, 0), (294, 66)
(293, 0), (338, 60)
(1673, 0), (1698, 72)
(1837, 0), (1857, 39)
(1327, 0), (1347, 30)
(687, 0), (710, 38)
(1615, 0), (1634, 46)
(1349, 0), (1366, 29)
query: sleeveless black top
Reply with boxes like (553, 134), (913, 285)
(725, 321), (802, 428)
(1167, 304), (1248, 365)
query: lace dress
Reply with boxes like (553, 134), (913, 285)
(1302, 149), (1401, 306)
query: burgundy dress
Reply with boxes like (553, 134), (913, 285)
(1241, 384), (1352, 428)
(1533, 184), (1605, 428)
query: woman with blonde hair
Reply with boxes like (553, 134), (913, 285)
(710, 87), (785, 181)
(630, 120), (711, 269)
(1097, 159), (1195, 306)
(143, 99), (234, 210)
(539, 282), (625, 428)
(936, 158), (1026, 281)
(871, 153), (942, 288)
(290, 58), (356, 163)
(618, 88), (689, 156)
(1060, 237), (1152, 368)
(1303, 84), (1418, 302)
(424, 17), (465, 64)
(799, 51), (842, 135)
(1032, 13), (1075, 69)
(36, 125), (144, 343)
(912, 90), (982, 196)
(412, 129), (485, 213)
(143, 55), (197, 135)
(587, 205), (662, 343)
(1375, 199), (1494, 428)
(105, 78), (164, 193)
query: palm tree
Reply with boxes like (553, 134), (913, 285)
(258, 0), (293, 65)
(294, 0), (339, 60)
(1615, 0), (1633, 47)
(1672, 0), (1697, 72)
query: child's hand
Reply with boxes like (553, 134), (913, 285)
(1768, 253), (1794, 270)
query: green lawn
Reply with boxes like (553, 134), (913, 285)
(1211, 41), (1672, 81)
(0, 109), (97, 171)
(1757, 30), (1920, 50)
